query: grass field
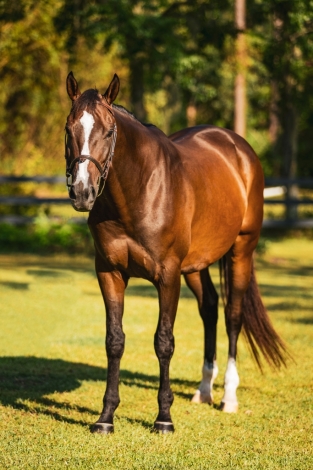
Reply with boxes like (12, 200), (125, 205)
(0, 238), (312, 469)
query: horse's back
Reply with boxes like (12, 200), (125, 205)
(169, 125), (264, 214)
(170, 125), (262, 183)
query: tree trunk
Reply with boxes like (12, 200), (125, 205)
(269, 81), (280, 145)
(234, 0), (246, 138)
(281, 100), (299, 220)
(271, 8), (299, 221)
(129, 59), (147, 122)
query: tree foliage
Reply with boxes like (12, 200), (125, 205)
(249, 0), (313, 176)
(1, 0), (313, 176)
(0, 0), (66, 174)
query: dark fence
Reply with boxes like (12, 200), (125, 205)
(0, 175), (74, 225)
(262, 178), (313, 228)
(0, 176), (313, 228)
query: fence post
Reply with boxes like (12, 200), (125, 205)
(285, 181), (299, 222)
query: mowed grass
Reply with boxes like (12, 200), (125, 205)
(0, 238), (312, 469)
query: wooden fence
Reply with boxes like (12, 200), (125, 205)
(0, 175), (313, 228)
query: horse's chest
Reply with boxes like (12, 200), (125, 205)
(89, 222), (160, 280)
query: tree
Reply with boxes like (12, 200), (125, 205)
(55, 0), (184, 121)
(0, 0), (67, 174)
(248, 0), (313, 216)
(55, 0), (234, 128)
(234, 0), (246, 138)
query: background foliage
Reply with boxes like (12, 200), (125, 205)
(1, 0), (313, 177)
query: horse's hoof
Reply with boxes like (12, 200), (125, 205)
(90, 422), (114, 434)
(191, 390), (213, 404)
(219, 401), (238, 413)
(153, 421), (175, 434)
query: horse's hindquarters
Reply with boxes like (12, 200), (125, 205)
(181, 174), (247, 272)
(175, 127), (264, 272)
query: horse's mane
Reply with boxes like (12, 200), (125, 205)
(72, 89), (154, 128)
(112, 103), (137, 121)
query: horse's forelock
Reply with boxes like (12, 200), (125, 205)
(71, 89), (101, 114)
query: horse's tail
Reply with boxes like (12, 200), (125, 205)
(219, 256), (288, 370)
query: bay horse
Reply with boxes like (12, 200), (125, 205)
(64, 72), (286, 434)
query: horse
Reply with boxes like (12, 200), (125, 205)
(64, 72), (287, 434)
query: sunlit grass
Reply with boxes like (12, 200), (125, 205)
(0, 238), (312, 469)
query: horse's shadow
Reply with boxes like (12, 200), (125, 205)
(0, 356), (205, 429)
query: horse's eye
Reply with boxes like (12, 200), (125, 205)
(105, 128), (114, 139)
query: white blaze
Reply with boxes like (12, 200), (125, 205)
(76, 111), (95, 189)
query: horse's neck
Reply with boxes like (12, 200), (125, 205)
(100, 113), (169, 221)
(110, 115), (166, 190)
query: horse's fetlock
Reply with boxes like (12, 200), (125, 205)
(104, 393), (120, 410)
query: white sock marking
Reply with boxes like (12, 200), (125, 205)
(221, 357), (239, 405)
(75, 111), (95, 189)
(192, 360), (218, 404)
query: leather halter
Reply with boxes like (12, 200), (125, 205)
(65, 100), (117, 197)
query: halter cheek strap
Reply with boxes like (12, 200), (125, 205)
(65, 101), (117, 197)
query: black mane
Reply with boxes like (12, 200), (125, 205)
(113, 104), (155, 127)
(113, 104), (138, 121)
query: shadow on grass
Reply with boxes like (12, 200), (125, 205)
(291, 317), (313, 325)
(0, 281), (29, 290)
(256, 257), (313, 278)
(126, 284), (195, 299)
(0, 356), (201, 429)
(26, 269), (72, 278)
(0, 254), (96, 275)
(259, 284), (312, 300)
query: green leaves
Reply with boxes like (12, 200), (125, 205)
(2, 0), (313, 176)
(0, 0), (68, 174)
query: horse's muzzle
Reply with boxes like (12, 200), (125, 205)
(69, 183), (97, 212)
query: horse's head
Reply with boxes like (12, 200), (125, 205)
(65, 72), (120, 211)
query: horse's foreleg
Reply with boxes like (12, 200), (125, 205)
(153, 266), (181, 433)
(91, 263), (128, 434)
(185, 270), (219, 405)
(221, 234), (258, 413)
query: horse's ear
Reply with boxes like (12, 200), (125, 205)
(103, 74), (120, 105)
(66, 71), (81, 101)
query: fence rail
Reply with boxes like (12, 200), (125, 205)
(0, 197), (69, 205)
(1, 175), (313, 228)
(0, 176), (65, 184)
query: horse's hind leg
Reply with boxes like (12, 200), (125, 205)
(220, 233), (259, 413)
(184, 269), (219, 404)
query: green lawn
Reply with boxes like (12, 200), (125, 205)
(0, 238), (312, 469)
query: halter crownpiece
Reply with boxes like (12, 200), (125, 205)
(64, 101), (117, 197)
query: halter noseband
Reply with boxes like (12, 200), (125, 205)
(65, 100), (117, 197)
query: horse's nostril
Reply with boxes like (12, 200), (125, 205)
(69, 185), (76, 200)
